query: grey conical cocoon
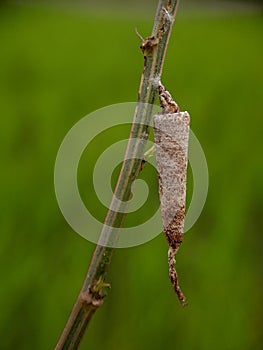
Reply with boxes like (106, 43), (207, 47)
(153, 111), (190, 306)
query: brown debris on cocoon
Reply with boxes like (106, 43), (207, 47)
(153, 112), (190, 306)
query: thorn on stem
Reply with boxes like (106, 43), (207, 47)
(135, 27), (144, 41)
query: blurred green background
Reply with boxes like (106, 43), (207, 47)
(1, 1), (263, 349)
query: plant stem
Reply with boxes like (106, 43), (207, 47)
(55, 1), (179, 349)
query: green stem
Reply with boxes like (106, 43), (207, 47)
(55, 1), (179, 349)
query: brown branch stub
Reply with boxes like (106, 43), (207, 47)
(138, 3), (173, 57)
(135, 28), (159, 56)
(79, 275), (111, 310)
(80, 290), (104, 308)
(140, 35), (159, 56)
